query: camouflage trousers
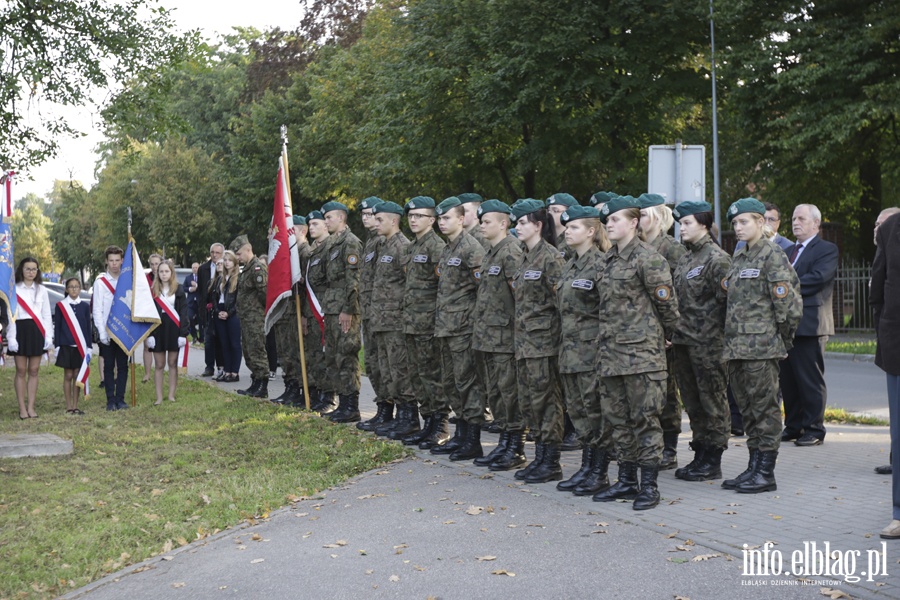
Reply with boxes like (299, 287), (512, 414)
(274, 303), (302, 383)
(560, 371), (609, 449)
(437, 335), (485, 425)
(374, 330), (415, 406)
(727, 359), (782, 452)
(406, 334), (444, 417)
(599, 371), (666, 465)
(477, 351), (522, 431)
(324, 314), (361, 395)
(658, 347), (683, 434)
(516, 356), (564, 444)
(673, 345), (730, 448)
(362, 319), (386, 403)
(303, 318), (328, 390)
(239, 307), (269, 380)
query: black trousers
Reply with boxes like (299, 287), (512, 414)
(100, 342), (129, 405)
(779, 335), (828, 440)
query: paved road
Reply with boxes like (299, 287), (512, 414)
(825, 357), (889, 417)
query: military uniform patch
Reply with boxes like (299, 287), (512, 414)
(413, 254), (428, 263)
(571, 279), (594, 290)
(365, 251), (376, 263)
(686, 266), (704, 280)
(379, 255), (393, 263)
(435, 266), (441, 277)
(447, 257), (462, 267)
(474, 269), (481, 280)
(773, 283), (789, 298)
(654, 285), (672, 301)
(721, 277), (729, 291)
(330, 250), (340, 260)
(256, 275), (263, 283)
(487, 265), (501, 276)
(347, 254), (359, 265)
(523, 270), (542, 281)
(311, 258), (321, 267)
(739, 268), (760, 279)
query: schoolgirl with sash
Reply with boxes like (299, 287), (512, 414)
(54, 278), (92, 415)
(7, 257), (53, 419)
(148, 259), (189, 405)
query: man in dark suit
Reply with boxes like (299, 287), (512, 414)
(780, 204), (839, 446)
(198, 243), (224, 377)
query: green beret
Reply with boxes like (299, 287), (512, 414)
(359, 196), (384, 210)
(477, 199), (512, 220)
(229, 234), (250, 252)
(372, 201), (404, 216)
(546, 192), (579, 208)
(510, 199), (545, 222)
(292, 214), (307, 226)
(321, 201), (348, 214)
(405, 196), (435, 211)
(726, 198), (766, 220)
(672, 201), (712, 221)
(457, 192), (484, 204)
(560, 205), (601, 225)
(589, 191), (617, 207)
(307, 210), (325, 222)
(598, 195), (641, 224)
(637, 193), (666, 209)
(435, 196), (461, 216)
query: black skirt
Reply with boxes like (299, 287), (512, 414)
(56, 345), (84, 369)
(9, 318), (46, 357)
(152, 311), (182, 352)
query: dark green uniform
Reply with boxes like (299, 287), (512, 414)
(472, 235), (523, 431)
(468, 225), (490, 251)
(371, 231), (413, 407)
(360, 232), (385, 401)
(237, 255), (269, 380)
(302, 237), (331, 391)
(403, 229), (446, 417)
(555, 236), (573, 262)
(512, 239), (564, 444)
(322, 227), (363, 395)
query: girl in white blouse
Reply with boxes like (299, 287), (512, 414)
(7, 257), (53, 419)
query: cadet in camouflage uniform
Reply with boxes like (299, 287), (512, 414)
(430, 197), (486, 461)
(592, 196), (680, 511)
(303, 211), (333, 411)
(669, 202), (733, 481)
(555, 205), (614, 496)
(470, 200), (525, 471)
(231, 234), (270, 399)
(356, 197), (390, 431)
(510, 199), (565, 484)
(271, 215), (309, 407)
(320, 201), (363, 423)
(639, 192), (687, 470)
(368, 201), (416, 438)
(721, 198), (802, 494)
(459, 193), (490, 251)
(398, 197), (450, 449)
(589, 190), (617, 211)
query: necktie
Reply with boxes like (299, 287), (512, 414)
(790, 243), (803, 265)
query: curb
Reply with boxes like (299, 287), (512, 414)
(825, 351), (876, 363)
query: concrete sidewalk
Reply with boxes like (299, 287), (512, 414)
(66, 348), (899, 600)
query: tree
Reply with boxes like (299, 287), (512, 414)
(11, 201), (55, 272)
(50, 183), (101, 280)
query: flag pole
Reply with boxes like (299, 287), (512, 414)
(128, 207), (137, 408)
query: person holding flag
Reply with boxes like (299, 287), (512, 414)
(147, 259), (189, 405)
(232, 234), (269, 399)
(303, 210), (333, 411)
(54, 278), (92, 415)
(7, 257), (53, 419)
(93, 245), (128, 411)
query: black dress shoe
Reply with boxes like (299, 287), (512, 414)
(731, 427), (744, 437)
(875, 465), (893, 475)
(201, 367), (215, 377)
(794, 434), (822, 447)
(780, 429), (801, 442)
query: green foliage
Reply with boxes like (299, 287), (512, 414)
(11, 201), (55, 272)
(50, 183), (101, 277)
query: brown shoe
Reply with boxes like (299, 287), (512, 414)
(880, 520), (900, 540)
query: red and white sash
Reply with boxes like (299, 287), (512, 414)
(98, 275), (116, 295)
(305, 262), (325, 344)
(154, 295), (188, 372)
(17, 295), (46, 338)
(59, 301), (91, 399)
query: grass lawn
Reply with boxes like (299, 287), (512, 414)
(0, 364), (407, 599)
(825, 340), (877, 355)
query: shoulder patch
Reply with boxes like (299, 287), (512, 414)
(721, 277), (729, 292)
(256, 274), (263, 283)
(772, 283), (789, 299)
(473, 269), (481, 280)
(347, 254), (359, 265)
(654, 285), (672, 301)
(435, 265), (441, 277)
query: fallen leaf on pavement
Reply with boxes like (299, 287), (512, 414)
(251, 533), (262, 541)
(691, 554), (720, 562)
(172, 582), (185, 588)
(491, 570), (515, 577)
(250, 558), (265, 564)
(465, 506), (484, 516)
(389, 575), (400, 582)
(476, 555), (497, 561)
(819, 589), (851, 599)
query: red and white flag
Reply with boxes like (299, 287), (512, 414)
(264, 146), (302, 334)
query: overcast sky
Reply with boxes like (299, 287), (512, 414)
(16, 0), (305, 199)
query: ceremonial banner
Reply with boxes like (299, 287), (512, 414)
(0, 220), (16, 329)
(263, 146), (302, 334)
(2, 171), (14, 219)
(107, 240), (160, 355)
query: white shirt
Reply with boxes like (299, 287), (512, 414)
(791, 233), (817, 266)
(92, 272), (119, 342)
(10, 281), (53, 346)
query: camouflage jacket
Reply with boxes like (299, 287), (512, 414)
(403, 229), (446, 335)
(468, 226), (490, 251)
(359, 232), (383, 320)
(557, 245), (605, 373)
(370, 231), (410, 333)
(471, 235), (523, 353)
(556, 235), (573, 262)
(648, 232), (687, 274)
(596, 236), (680, 377)
(237, 255), (268, 316)
(513, 239), (563, 360)
(672, 235), (731, 352)
(721, 237), (802, 361)
(434, 231), (484, 338)
(302, 236), (331, 318)
(322, 227), (362, 315)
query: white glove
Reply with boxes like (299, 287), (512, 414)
(8, 338), (18, 353)
(177, 336), (186, 348)
(100, 335), (110, 346)
(44, 339), (53, 351)
(146, 337), (156, 350)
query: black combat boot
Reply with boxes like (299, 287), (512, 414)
(560, 414), (582, 451)
(420, 413), (450, 449)
(248, 378), (268, 399)
(431, 420), (466, 455)
(593, 461), (640, 502)
(328, 393), (350, 421)
(557, 446), (594, 491)
(317, 390), (338, 414)
(674, 441), (706, 480)
(474, 432), (510, 467)
(722, 448), (760, 490)
(237, 378), (259, 396)
(525, 444), (563, 484)
(358, 402), (393, 431)
(681, 445), (725, 482)
(515, 441), (545, 481)
(288, 384), (307, 408)
(376, 404), (406, 437)
(490, 430), (527, 471)
(659, 432), (679, 470)
(269, 380), (295, 404)
(573, 448), (611, 496)
(330, 393), (361, 423)
(485, 420), (504, 434)
(632, 465), (661, 510)
(308, 386), (324, 410)
(402, 413), (432, 446)
(388, 405), (420, 439)
(449, 423), (483, 461)
(735, 450), (778, 494)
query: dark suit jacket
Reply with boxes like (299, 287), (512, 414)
(788, 235), (838, 337)
(871, 212), (900, 375)
(197, 260), (216, 321)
